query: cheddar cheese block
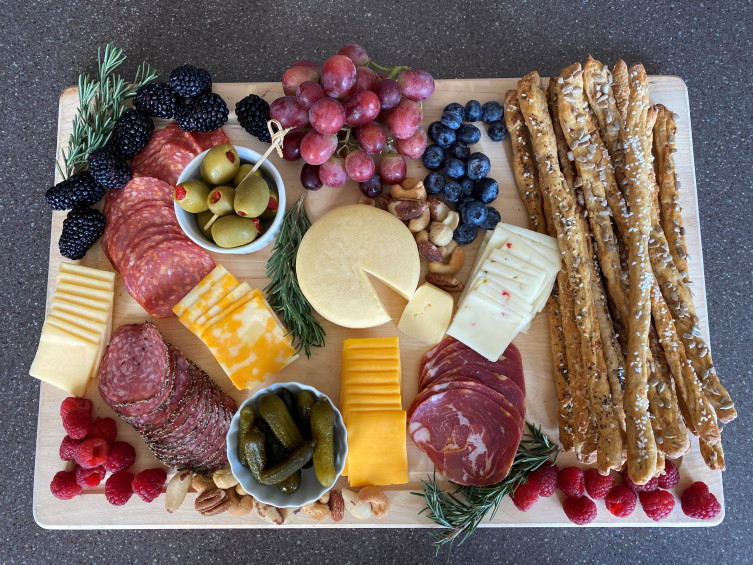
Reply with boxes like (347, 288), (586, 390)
(346, 410), (409, 487)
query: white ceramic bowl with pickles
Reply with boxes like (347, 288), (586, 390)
(175, 145), (286, 254)
(226, 382), (348, 508)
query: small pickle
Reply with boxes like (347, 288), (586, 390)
(258, 418), (287, 463)
(311, 398), (336, 488)
(277, 470), (302, 494)
(238, 405), (256, 435)
(277, 389), (297, 420)
(239, 426), (267, 481)
(258, 394), (303, 450)
(257, 441), (316, 486)
(296, 390), (317, 440)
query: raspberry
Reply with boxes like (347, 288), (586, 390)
(511, 481), (540, 511)
(680, 481), (721, 520)
(88, 417), (117, 442)
(558, 466), (585, 498)
(562, 496), (597, 525)
(62, 408), (92, 439)
(60, 396), (92, 419)
(527, 463), (559, 497)
(639, 489), (675, 521)
(605, 485), (637, 517)
(59, 435), (81, 461)
(584, 469), (615, 500)
(74, 437), (110, 469)
(75, 465), (106, 489)
(132, 468), (167, 502)
(623, 471), (659, 492)
(50, 470), (82, 500)
(657, 460), (680, 490)
(105, 471), (135, 506)
(104, 441), (136, 473)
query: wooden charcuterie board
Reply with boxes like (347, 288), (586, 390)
(33, 77), (724, 528)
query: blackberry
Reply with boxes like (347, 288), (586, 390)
(176, 92), (229, 133)
(88, 144), (132, 189)
(45, 171), (105, 210)
(236, 94), (271, 142)
(112, 109), (154, 159)
(133, 83), (177, 119)
(59, 207), (106, 260)
(169, 65), (212, 99)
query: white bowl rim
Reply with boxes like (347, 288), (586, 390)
(174, 145), (286, 254)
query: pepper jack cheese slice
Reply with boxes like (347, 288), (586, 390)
(296, 205), (420, 328)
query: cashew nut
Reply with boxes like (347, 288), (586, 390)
(429, 222), (453, 247)
(212, 467), (239, 490)
(408, 208), (430, 232)
(302, 501), (331, 521)
(357, 486), (390, 518)
(415, 230), (429, 243)
(443, 210), (460, 231)
(438, 240), (458, 259)
(428, 246), (465, 275)
(191, 474), (215, 494)
(391, 180), (426, 201)
(429, 198), (450, 222)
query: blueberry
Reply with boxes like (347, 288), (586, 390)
(474, 177), (498, 203)
(440, 110), (463, 130)
(444, 102), (465, 120)
(456, 123), (481, 145)
(459, 199), (488, 227)
(443, 180), (462, 203)
(424, 171), (446, 195)
(465, 100), (482, 121)
(488, 120), (508, 141)
(422, 144), (445, 170)
(448, 141), (470, 161)
(444, 158), (465, 179)
(428, 121), (456, 148)
(481, 101), (504, 124)
(479, 206), (501, 230)
(459, 177), (475, 197)
(454, 222), (479, 245)
(466, 152), (491, 181)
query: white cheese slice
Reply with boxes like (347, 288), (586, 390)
(29, 323), (98, 396)
(397, 283), (454, 344)
(59, 262), (116, 284)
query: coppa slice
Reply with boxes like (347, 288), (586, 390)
(408, 388), (522, 486)
(421, 348), (526, 396)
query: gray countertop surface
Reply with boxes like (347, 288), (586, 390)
(2, 1), (752, 563)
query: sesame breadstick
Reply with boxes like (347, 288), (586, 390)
(699, 437), (725, 471)
(620, 63), (658, 484)
(547, 79), (577, 192)
(518, 70), (621, 473)
(612, 60), (630, 128)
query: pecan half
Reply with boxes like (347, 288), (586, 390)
(195, 488), (231, 516)
(425, 273), (465, 293)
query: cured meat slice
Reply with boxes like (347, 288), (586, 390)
(105, 205), (181, 270)
(191, 128), (230, 151)
(105, 177), (173, 219)
(418, 336), (456, 377)
(408, 388), (522, 486)
(130, 123), (202, 170)
(132, 142), (196, 186)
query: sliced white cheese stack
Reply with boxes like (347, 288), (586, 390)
(448, 222), (560, 361)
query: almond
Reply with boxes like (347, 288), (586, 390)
(387, 199), (429, 220)
(425, 273), (465, 293)
(328, 489), (345, 522)
(417, 240), (444, 262)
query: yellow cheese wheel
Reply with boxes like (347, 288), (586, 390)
(296, 205), (419, 328)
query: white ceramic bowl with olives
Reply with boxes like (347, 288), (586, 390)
(175, 145), (286, 254)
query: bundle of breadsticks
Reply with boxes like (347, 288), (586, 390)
(505, 57), (736, 484)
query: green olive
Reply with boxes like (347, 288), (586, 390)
(233, 163), (263, 187)
(174, 179), (210, 213)
(196, 210), (214, 239)
(211, 215), (259, 248)
(234, 175), (270, 218)
(201, 144), (240, 185)
(259, 188), (280, 221)
(207, 185), (236, 217)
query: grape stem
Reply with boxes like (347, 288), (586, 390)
(368, 60), (409, 80)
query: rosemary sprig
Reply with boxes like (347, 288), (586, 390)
(264, 195), (326, 357)
(57, 43), (158, 180)
(415, 423), (559, 558)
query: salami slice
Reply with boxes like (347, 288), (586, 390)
(132, 142), (196, 186)
(408, 388), (522, 486)
(130, 123), (202, 171)
(190, 128), (230, 151)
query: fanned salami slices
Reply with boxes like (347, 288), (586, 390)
(408, 337), (525, 486)
(99, 322), (236, 473)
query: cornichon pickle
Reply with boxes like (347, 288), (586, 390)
(257, 441), (316, 486)
(238, 405), (256, 435)
(296, 390), (317, 440)
(277, 389), (297, 420)
(311, 398), (336, 488)
(257, 418), (287, 463)
(277, 470), (301, 494)
(258, 394), (303, 450)
(239, 426), (267, 481)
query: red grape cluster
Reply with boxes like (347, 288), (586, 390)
(270, 43), (434, 196)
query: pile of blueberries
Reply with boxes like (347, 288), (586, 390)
(422, 100), (507, 245)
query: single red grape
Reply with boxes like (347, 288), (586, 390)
(356, 122), (387, 154)
(282, 66), (320, 96)
(342, 90), (381, 127)
(353, 67), (378, 93)
(396, 127), (428, 159)
(319, 155), (348, 188)
(281, 129), (308, 161)
(296, 81), (325, 109)
(374, 79), (401, 109)
(398, 69), (435, 101)
(300, 130), (338, 165)
(300, 163), (323, 191)
(359, 173), (383, 198)
(294, 60), (321, 73)
(337, 43), (369, 67)
(270, 96), (308, 129)
(321, 55), (357, 99)
(379, 152), (407, 184)
(309, 97), (346, 134)
(345, 149), (375, 182)
(386, 98), (422, 139)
